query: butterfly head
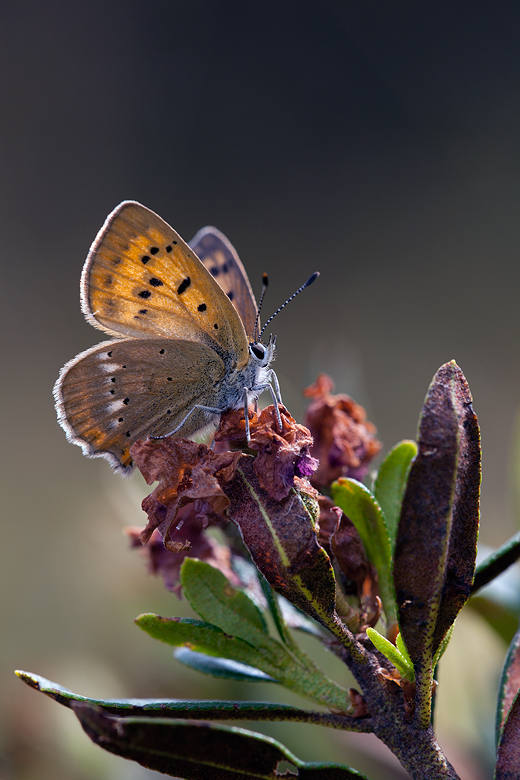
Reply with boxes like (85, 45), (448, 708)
(249, 333), (276, 368)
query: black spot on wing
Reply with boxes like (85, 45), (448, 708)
(177, 277), (191, 294)
(141, 255), (150, 264)
(198, 303), (207, 312)
(150, 247), (159, 255)
(139, 290), (151, 299)
(149, 277), (163, 287)
(139, 308), (148, 314)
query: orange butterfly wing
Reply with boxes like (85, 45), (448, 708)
(82, 201), (250, 369)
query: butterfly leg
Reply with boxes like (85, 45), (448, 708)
(242, 389), (252, 442)
(267, 369), (283, 407)
(264, 369), (283, 431)
(246, 373), (283, 434)
(153, 404), (226, 439)
(265, 383), (283, 432)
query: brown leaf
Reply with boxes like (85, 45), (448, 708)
(496, 690), (520, 777)
(225, 456), (337, 627)
(394, 362), (480, 664)
(498, 628), (520, 733)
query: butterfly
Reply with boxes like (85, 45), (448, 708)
(54, 201), (287, 474)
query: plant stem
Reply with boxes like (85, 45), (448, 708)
(337, 647), (461, 779)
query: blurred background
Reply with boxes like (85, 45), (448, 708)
(2, 2), (520, 778)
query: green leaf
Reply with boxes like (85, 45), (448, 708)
(395, 631), (413, 668)
(366, 628), (414, 681)
(331, 478), (396, 628)
(472, 531), (520, 594)
(181, 558), (268, 645)
(71, 704), (370, 779)
(135, 615), (282, 678)
(173, 648), (277, 682)
(393, 361), (480, 727)
(432, 624), (453, 669)
(277, 596), (325, 638)
(16, 670), (370, 731)
(374, 439), (417, 548)
(258, 573), (298, 649)
(135, 614), (351, 712)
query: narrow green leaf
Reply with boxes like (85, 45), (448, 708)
(135, 614), (351, 712)
(472, 531), (520, 594)
(366, 628), (414, 681)
(135, 615), (282, 678)
(432, 624), (453, 669)
(71, 704), (370, 779)
(331, 478), (396, 628)
(395, 631), (413, 668)
(297, 764), (368, 779)
(374, 440), (417, 547)
(16, 670), (370, 731)
(173, 648), (277, 682)
(258, 572), (297, 648)
(181, 558), (268, 645)
(277, 597), (325, 638)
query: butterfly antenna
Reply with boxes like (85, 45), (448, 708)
(259, 272), (320, 340)
(253, 273), (269, 342)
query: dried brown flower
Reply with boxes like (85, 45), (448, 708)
(126, 520), (240, 595)
(130, 438), (241, 548)
(215, 405), (318, 502)
(304, 374), (382, 490)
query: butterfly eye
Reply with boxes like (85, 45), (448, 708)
(250, 343), (266, 360)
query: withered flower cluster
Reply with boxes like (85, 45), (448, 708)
(128, 375), (382, 629)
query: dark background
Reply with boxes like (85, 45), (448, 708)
(2, 2), (520, 778)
